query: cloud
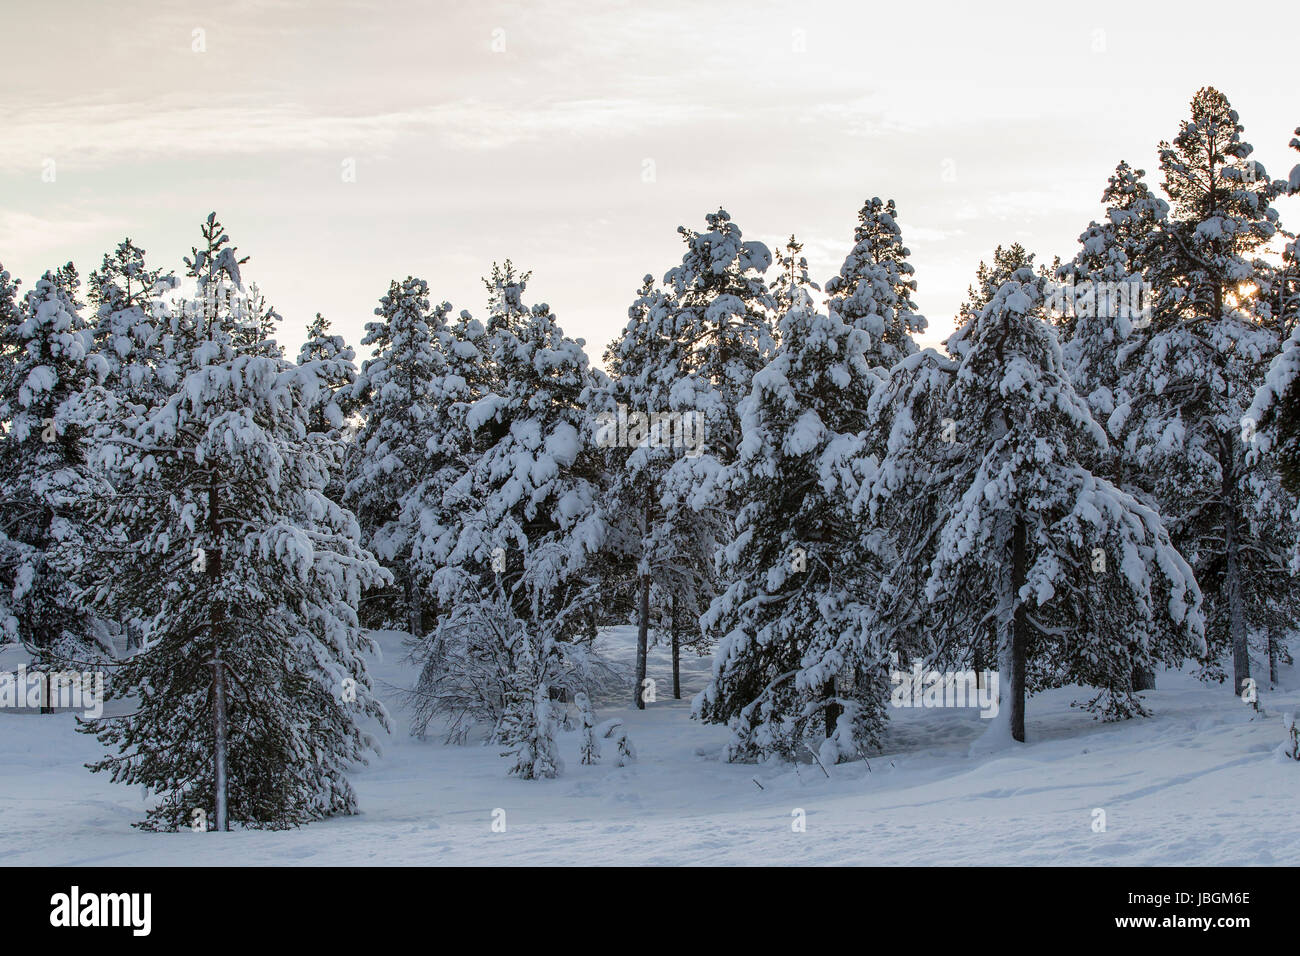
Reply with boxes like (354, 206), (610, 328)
(0, 95), (736, 172)
(0, 209), (126, 259)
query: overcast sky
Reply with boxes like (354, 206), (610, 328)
(2, 0), (1296, 363)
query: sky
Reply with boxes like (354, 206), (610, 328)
(1, 0), (1297, 364)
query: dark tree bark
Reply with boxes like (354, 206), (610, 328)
(1008, 515), (1029, 743)
(1132, 665), (1156, 692)
(1221, 432), (1251, 700)
(670, 594), (681, 700)
(635, 573), (650, 709)
(824, 676), (840, 738)
(208, 476), (229, 831)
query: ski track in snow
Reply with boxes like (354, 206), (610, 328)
(1, 628), (1295, 866)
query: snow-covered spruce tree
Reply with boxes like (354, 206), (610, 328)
(420, 265), (605, 768)
(928, 271), (1203, 740)
(825, 197), (927, 367)
(79, 215), (389, 830)
(0, 270), (110, 680)
(345, 276), (449, 638)
(1111, 88), (1290, 700)
(695, 297), (890, 764)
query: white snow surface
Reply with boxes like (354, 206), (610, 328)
(1, 630), (1296, 866)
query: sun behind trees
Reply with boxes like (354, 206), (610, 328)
(1, 87), (1298, 828)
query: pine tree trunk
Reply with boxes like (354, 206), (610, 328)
(1132, 665), (1156, 692)
(635, 573), (650, 709)
(670, 593), (681, 700)
(208, 477), (229, 832)
(406, 572), (423, 641)
(1008, 516), (1028, 743)
(1269, 626), (1279, 687)
(34, 556), (53, 714)
(824, 676), (840, 738)
(1222, 434), (1251, 700)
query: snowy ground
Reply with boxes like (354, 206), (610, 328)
(2, 629), (1296, 866)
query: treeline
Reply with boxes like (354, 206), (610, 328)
(2, 87), (1299, 828)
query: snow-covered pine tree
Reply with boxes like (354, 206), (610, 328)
(598, 275), (669, 710)
(1282, 712), (1300, 760)
(230, 283), (284, 360)
(79, 214), (389, 830)
(495, 628), (562, 779)
(1244, 128), (1300, 485)
(73, 240), (182, 657)
(575, 690), (600, 764)
(597, 272), (719, 708)
(1057, 163), (1168, 426)
(467, 265), (605, 654)
(825, 197), (927, 367)
(1112, 88), (1291, 700)
(602, 210), (775, 711)
(0, 263), (24, 645)
(956, 243), (1040, 328)
(1239, 128), (1300, 683)
(928, 270), (1204, 740)
(0, 270), (110, 683)
(84, 239), (180, 418)
(295, 313), (360, 508)
(417, 265), (605, 766)
(346, 276), (449, 639)
(1054, 164), (1175, 691)
(1270, 128), (1300, 333)
(770, 235), (821, 315)
(695, 295), (889, 764)
(296, 313), (359, 437)
(402, 304), (483, 576)
(663, 209), (777, 465)
(404, 304), (518, 741)
(851, 350), (961, 676)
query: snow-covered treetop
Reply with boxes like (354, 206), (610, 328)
(825, 197), (927, 367)
(1, 272), (89, 440)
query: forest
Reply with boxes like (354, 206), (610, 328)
(4, 86), (1300, 831)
